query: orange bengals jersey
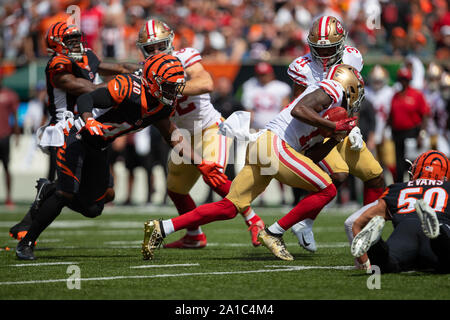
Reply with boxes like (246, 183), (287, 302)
(45, 49), (100, 123)
(381, 179), (450, 227)
(82, 73), (173, 149)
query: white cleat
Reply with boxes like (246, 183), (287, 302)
(415, 199), (440, 239)
(351, 216), (385, 258)
(291, 219), (317, 253)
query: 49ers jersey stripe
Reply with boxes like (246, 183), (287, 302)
(319, 81), (339, 103)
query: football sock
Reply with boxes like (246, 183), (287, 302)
(277, 184), (336, 230)
(19, 193), (67, 245)
(167, 190), (201, 233)
(363, 186), (384, 205)
(268, 222), (285, 235)
(171, 198), (238, 232)
(242, 208), (261, 226)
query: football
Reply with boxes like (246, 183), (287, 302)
(318, 106), (348, 137)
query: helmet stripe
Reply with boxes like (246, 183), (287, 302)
(145, 21), (151, 37)
(324, 16), (330, 39)
(320, 16), (329, 39)
(152, 20), (156, 37)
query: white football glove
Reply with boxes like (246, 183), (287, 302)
(348, 126), (363, 151)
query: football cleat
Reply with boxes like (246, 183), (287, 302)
(351, 216), (385, 258)
(248, 220), (265, 247)
(16, 241), (36, 260)
(9, 179), (54, 241)
(257, 228), (293, 261)
(163, 233), (207, 249)
(415, 199), (440, 239)
(291, 220), (317, 253)
(141, 220), (164, 260)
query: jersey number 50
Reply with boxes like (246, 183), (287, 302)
(397, 187), (448, 214)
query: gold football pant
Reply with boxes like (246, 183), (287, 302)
(318, 136), (383, 182)
(226, 130), (333, 213)
(167, 122), (232, 194)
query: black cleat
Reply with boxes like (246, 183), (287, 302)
(16, 242), (36, 260)
(9, 179), (55, 240)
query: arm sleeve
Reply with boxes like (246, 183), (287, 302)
(76, 87), (114, 115)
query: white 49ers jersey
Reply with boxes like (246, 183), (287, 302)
(266, 79), (344, 152)
(241, 78), (291, 129)
(365, 85), (395, 144)
(172, 48), (222, 134)
(287, 46), (363, 88)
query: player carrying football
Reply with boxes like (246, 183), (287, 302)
(136, 19), (265, 248)
(15, 53), (226, 260)
(141, 63), (363, 261)
(351, 150), (450, 273)
(287, 16), (385, 269)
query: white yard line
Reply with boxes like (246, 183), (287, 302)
(0, 265), (354, 286)
(9, 262), (78, 267)
(130, 263), (200, 269)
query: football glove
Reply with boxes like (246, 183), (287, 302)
(348, 126), (363, 151)
(82, 117), (112, 136)
(197, 160), (227, 188)
(334, 116), (358, 134)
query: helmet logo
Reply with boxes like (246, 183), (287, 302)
(336, 21), (343, 34)
(352, 68), (364, 84)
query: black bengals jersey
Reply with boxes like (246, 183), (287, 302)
(381, 179), (450, 227)
(45, 49), (101, 123)
(79, 73), (173, 149)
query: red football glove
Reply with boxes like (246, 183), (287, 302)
(334, 116), (358, 133)
(82, 118), (113, 136)
(197, 160), (227, 188)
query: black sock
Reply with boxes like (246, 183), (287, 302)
(19, 193), (67, 245)
(159, 221), (166, 238)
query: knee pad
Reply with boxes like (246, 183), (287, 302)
(80, 203), (104, 218)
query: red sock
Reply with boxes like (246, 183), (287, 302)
(278, 184), (336, 230)
(206, 178), (232, 198)
(363, 186), (385, 205)
(172, 198), (238, 231)
(167, 190), (197, 214)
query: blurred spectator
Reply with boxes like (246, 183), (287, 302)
(364, 64), (397, 181)
(0, 0), (448, 62)
(241, 62), (291, 130)
(0, 68), (20, 206)
(423, 62), (449, 154)
(389, 67), (430, 182)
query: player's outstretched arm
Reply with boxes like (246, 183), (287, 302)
(352, 199), (389, 237)
(97, 61), (140, 76)
(53, 72), (106, 96)
(154, 117), (227, 187)
(182, 63), (214, 96)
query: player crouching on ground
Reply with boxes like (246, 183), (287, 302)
(350, 150), (450, 273)
(141, 64), (363, 261)
(15, 53), (226, 260)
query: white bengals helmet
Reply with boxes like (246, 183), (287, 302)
(137, 19), (174, 58)
(307, 15), (347, 69)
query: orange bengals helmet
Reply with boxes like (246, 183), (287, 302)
(409, 150), (450, 181)
(46, 22), (85, 60)
(142, 53), (185, 106)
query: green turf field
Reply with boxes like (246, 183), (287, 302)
(0, 205), (449, 300)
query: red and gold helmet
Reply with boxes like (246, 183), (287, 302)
(307, 15), (347, 70)
(46, 22), (85, 61)
(327, 64), (365, 114)
(142, 53), (185, 106)
(137, 19), (174, 58)
(410, 150), (450, 181)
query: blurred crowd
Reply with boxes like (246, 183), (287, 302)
(1, 0), (449, 65)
